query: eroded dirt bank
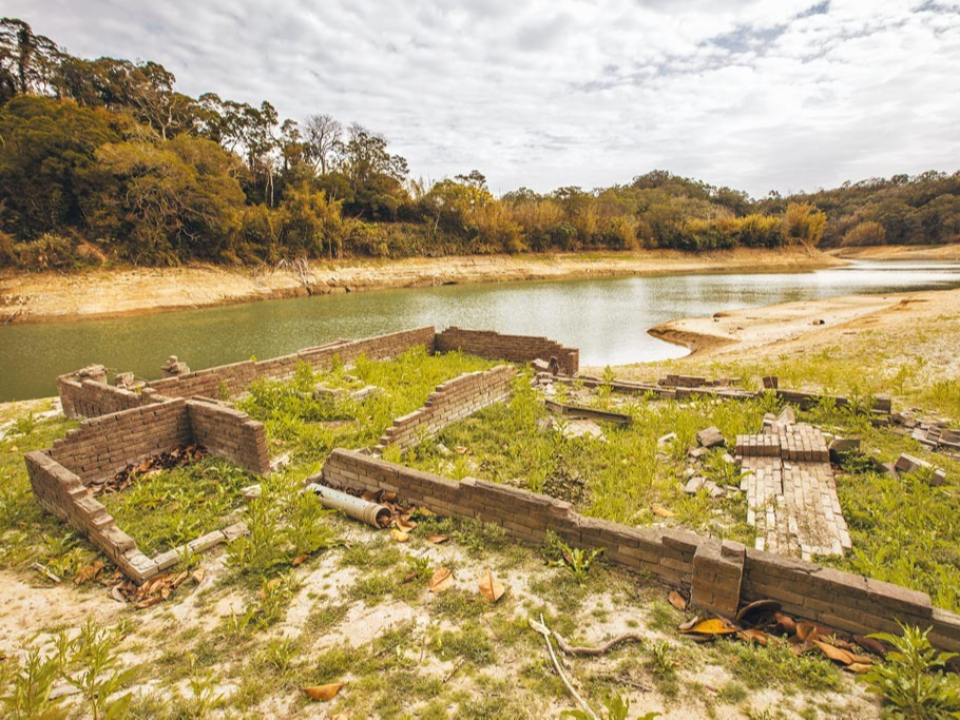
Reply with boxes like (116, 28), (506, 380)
(0, 247), (842, 324)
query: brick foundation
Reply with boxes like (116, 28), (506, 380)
(320, 448), (960, 651)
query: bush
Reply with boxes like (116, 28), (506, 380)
(842, 220), (887, 247)
(12, 233), (95, 271)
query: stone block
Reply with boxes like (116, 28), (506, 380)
(696, 427), (725, 448)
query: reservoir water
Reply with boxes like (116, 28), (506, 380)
(2, 260), (960, 402)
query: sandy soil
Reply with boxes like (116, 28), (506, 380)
(0, 247), (842, 324)
(647, 286), (960, 369)
(830, 243), (960, 261)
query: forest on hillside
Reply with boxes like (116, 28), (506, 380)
(1, 17), (958, 271)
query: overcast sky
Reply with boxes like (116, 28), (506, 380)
(11, 0), (960, 197)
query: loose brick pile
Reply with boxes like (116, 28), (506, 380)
(376, 365), (517, 453)
(321, 448), (960, 651)
(737, 416), (851, 559)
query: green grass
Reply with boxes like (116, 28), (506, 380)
(101, 456), (254, 555)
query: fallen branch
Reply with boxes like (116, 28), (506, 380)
(551, 630), (644, 656)
(530, 615), (598, 720)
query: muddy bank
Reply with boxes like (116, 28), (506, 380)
(0, 247), (842, 324)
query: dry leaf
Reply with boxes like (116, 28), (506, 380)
(651, 504), (675, 518)
(192, 568), (205, 585)
(380, 492), (397, 503)
(478, 570), (505, 603)
(390, 528), (410, 543)
(396, 518), (418, 532)
(292, 553), (308, 567)
(738, 629), (769, 646)
(796, 622), (829, 643)
(454, 446), (469, 454)
(74, 561), (105, 585)
(854, 635), (887, 657)
(814, 640), (855, 665)
(845, 662), (873, 674)
(678, 615), (702, 632)
(686, 618), (738, 635)
(774, 612), (797, 635)
(667, 591), (687, 611)
(303, 683), (345, 701)
(426, 534), (449, 544)
(429, 567), (453, 594)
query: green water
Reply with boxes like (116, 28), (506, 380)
(2, 260), (960, 402)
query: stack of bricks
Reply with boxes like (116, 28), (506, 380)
(319, 448), (960, 651)
(435, 327), (579, 375)
(737, 415), (851, 559)
(376, 365), (517, 452)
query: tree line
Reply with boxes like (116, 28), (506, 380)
(1, 18), (954, 271)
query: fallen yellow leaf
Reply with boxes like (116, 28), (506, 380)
(813, 640), (854, 665)
(667, 591), (687, 611)
(651, 504), (675, 518)
(303, 683), (345, 701)
(426, 534), (449, 544)
(390, 528), (410, 543)
(429, 567), (453, 594)
(478, 570), (505, 603)
(686, 618), (738, 635)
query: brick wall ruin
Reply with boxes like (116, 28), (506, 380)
(59, 375), (162, 419)
(320, 448), (960, 652)
(187, 399), (271, 475)
(435, 327), (579, 375)
(24, 397), (270, 583)
(377, 365), (517, 452)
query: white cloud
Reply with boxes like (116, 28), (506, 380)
(11, 0), (960, 196)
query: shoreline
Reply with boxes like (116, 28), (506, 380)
(645, 287), (960, 363)
(0, 247), (842, 325)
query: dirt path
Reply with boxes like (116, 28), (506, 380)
(0, 247), (842, 324)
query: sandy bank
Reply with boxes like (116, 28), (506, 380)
(830, 244), (960, 261)
(0, 247), (841, 324)
(648, 286), (960, 365)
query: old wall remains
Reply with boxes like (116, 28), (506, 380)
(187, 399), (271, 475)
(435, 327), (579, 375)
(320, 449), (960, 652)
(377, 365), (517, 452)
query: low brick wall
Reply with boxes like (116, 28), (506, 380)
(320, 449), (960, 651)
(58, 376), (162, 419)
(145, 327), (436, 401)
(48, 400), (192, 485)
(24, 451), (158, 581)
(377, 365), (517, 452)
(435, 327), (579, 375)
(187, 399), (271, 475)
(26, 397), (270, 584)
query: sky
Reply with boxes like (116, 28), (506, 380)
(10, 0), (960, 197)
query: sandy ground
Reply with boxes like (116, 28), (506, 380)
(830, 243), (960, 261)
(0, 247), (841, 324)
(646, 286), (960, 369)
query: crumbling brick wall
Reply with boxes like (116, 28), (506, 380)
(144, 327), (437, 401)
(47, 399), (192, 485)
(377, 365), (517, 452)
(24, 451), (159, 582)
(58, 376), (162, 419)
(320, 448), (960, 651)
(187, 399), (270, 475)
(435, 327), (579, 375)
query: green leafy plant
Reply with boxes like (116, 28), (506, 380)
(562, 692), (660, 720)
(67, 620), (135, 720)
(0, 647), (67, 720)
(550, 537), (603, 585)
(860, 624), (960, 719)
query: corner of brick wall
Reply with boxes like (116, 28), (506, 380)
(24, 450), (158, 583)
(186, 399), (270, 475)
(378, 365), (517, 451)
